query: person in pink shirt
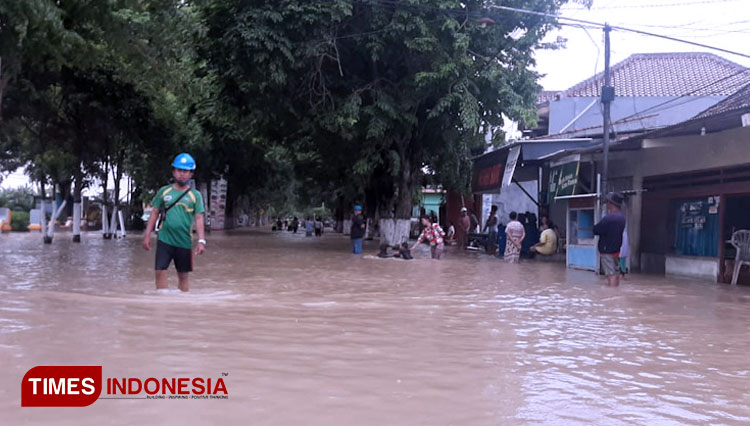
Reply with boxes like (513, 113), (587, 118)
(411, 216), (446, 259)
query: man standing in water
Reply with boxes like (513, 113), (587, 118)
(351, 205), (366, 254)
(458, 207), (471, 249)
(594, 192), (626, 287)
(483, 204), (499, 254)
(143, 153), (206, 292)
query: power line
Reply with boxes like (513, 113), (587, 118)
(284, 2), (750, 61)
(365, 1), (750, 60)
(621, 19), (750, 32)
(568, 0), (744, 10)
(360, 1), (750, 137)
(488, 5), (750, 60)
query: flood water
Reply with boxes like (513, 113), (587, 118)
(1, 229), (749, 425)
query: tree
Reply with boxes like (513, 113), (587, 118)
(200, 0), (578, 242)
(0, 186), (35, 211)
(1, 0), (209, 213)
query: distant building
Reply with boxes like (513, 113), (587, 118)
(531, 52), (748, 139)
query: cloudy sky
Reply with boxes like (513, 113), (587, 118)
(534, 0), (750, 90)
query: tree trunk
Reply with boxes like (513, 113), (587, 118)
(102, 158), (109, 205)
(378, 218), (412, 246)
(73, 163), (83, 242)
(379, 141), (415, 246)
(0, 66), (8, 123)
(114, 150), (124, 208)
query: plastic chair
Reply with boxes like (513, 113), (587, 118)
(730, 230), (750, 285)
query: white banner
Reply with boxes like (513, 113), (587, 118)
(502, 145), (521, 188)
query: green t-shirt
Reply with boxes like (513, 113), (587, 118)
(152, 185), (205, 249)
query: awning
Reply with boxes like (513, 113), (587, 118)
(472, 138), (596, 193)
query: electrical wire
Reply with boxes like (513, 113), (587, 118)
(364, 1), (750, 60)
(612, 67), (750, 126)
(566, 0), (745, 10)
(487, 4), (750, 60)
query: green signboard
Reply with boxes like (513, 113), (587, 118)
(548, 155), (580, 203)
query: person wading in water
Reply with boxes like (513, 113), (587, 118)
(143, 153), (206, 292)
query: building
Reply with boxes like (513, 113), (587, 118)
(535, 80), (750, 282)
(470, 52), (750, 280)
(612, 82), (750, 283)
(534, 52), (748, 139)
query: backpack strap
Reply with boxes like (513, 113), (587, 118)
(165, 186), (192, 213)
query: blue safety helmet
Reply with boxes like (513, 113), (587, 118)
(172, 153), (196, 170)
(353, 205), (362, 211)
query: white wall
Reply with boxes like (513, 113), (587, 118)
(638, 126), (750, 176)
(484, 180), (539, 228)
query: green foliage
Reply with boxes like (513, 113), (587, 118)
(0, 186), (35, 211)
(11, 210), (30, 231)
(199, 0), (571, 218)
(1, 1), (210, 206)
(2, 0), (574, 220)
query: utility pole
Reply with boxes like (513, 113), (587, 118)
(601, 24), (614, 198)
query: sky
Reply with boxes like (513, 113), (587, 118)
(3, 0), (750, 190)
(534, 0), (750, 90)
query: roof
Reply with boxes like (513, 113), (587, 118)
(694, 82), (750, 119)
(563, 52), (748, 97)
(473, 139), (596, 170)
(625, 82), (750, 140)
(537, 90), (561, 104)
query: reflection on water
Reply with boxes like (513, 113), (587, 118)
(1, 230), (749, 425)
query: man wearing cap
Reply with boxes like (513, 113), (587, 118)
(143, 153), (206, 292)
(350, 205), (366, 254)
(594, 192), (626, 286)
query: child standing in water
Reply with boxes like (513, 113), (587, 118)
(396, 242), (413, 259)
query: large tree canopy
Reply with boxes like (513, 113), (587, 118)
(1, 0), (585, 235)
(1, 0), (210, 207)
(198, 0), (578, 240)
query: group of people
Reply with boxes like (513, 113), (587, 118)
(350, 208), (446, 260)
(500, 211), (558, 263)
(272, 217), (325, 236)
(141, 153), (627, 292)
(304, 217), (324, 237)
(474, 193), (628, 286)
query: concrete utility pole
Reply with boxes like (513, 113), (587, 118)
(601, 24), (614, 197)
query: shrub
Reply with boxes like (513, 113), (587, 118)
(11, 211), (30, 232)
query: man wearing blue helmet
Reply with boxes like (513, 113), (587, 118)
(142, 153), (206, 292)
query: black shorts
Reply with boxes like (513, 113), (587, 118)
(155, 240), (193, 273)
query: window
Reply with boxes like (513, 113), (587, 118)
(569, 209), (595, 245)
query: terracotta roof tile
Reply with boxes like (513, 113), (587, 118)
(563, 52), (748, 97)
(694, 81), (750, 119)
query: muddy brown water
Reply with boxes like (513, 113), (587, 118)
(1, 229), (749, 425)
